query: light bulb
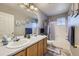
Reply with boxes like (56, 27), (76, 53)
(34, 7), (38, 11)
(30, 5), (34, 10)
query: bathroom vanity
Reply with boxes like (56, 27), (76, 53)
(15, 37), (47, 56)
(0, 35), (47, 56)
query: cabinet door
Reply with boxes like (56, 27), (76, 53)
(43, 38), (47, 54)
(37, 40), (43, 56)
(26, 43), (37, 56)
(15, 50), (26, 56)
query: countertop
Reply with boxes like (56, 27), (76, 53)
(0, 35), (47, 56)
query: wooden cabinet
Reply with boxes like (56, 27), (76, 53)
(26, 43), (37, 56)
(15, 49), (26, 56)
(15, 37), (47, 56)
(37, 40), (43, 56)
(43, 38), (47, 54)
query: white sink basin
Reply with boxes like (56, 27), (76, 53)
(6, 39), (30, 49)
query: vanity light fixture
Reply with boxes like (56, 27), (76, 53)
(18, 3), (38, 12)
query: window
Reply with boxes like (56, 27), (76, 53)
(68, 15), (79, 26)
(57, 17), (66, 25)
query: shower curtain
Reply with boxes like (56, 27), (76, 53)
(47, 22), (56, 40)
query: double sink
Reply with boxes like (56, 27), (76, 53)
(6, 36), (36, 49)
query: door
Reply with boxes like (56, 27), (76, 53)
(0, 12), (14, 37)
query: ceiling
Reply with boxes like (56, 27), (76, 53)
(0, 3), (72, 18)
(34, 3), (72, 16)
(0, 3), (37, 19)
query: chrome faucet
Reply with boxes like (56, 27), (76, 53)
(2, 39), (8, 46)
(2, 35), (8, 45)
